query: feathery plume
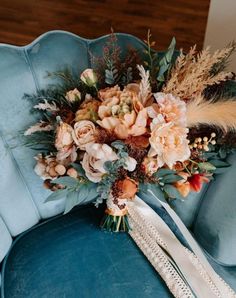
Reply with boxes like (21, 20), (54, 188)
(186, 96), (236, 131)
(137, 65), (151, 106)
(164, 44), (235, 101)
(24, 121), (53, 136)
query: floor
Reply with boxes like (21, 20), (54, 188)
(0, 0), (210, 50)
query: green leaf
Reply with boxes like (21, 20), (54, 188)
(166, 37), (176, 63)
(77, 184), (89, 202)
(162, 174), (183, 184)
(88, 185), (99, 201)
(148, 185), (166, 202)
(71, 163), (86, 178)
(210, 159), (230, 168)
(154, 168), (176, 177)
(45, 189), (68, 202)
(213, 167), (230, 174)
(163, 184), (183, 200)
(64, 191), (80, 214)
(139, 183), (166, 202)
(53, 176), (78, 188)
(198, 162), (216, 171)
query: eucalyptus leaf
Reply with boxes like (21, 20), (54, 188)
(53, 176), (79, 188)
(148, 185), (166, 202)
(88, 185), (99, 201)
(163, 184), (183, 200)
(139, 183), (166, 202)
(214, 167), (230, 174)
(162, 174), (183, 184)
(198, 162), (216, 171)
(71, 163), (86, 178)
(210, 159), (230, 168)
(154, 168), (176, 177)
(77, 184), (89, 202)
(45, 189), (68, 202)
(64, 191), (80, 214)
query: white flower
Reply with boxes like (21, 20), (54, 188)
(149, 121), (190, 169)
(81, 143), (118, 182)
(80, 69), (97, 87)
(65, 88), (81, 102)
(124, 156), (137, 172)
(72, 120), (96, 150)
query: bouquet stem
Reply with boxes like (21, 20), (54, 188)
(101, 210), (130, 232)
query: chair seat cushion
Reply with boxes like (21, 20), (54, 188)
(1, 205), (172, 298)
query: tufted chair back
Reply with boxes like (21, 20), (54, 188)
(0, 31), (235, 268)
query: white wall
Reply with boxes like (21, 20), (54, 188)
(204, 0), (236, 72)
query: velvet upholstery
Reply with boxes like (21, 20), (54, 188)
(1, 205), (173, 298)
(0, 31), (236, 296)
(194, 153), (236, 265)
(0, 218), (12, 263)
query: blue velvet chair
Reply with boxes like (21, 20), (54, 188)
(0, 31), (235, 298)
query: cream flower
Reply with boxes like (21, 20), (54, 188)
(142, 157), (160, 176)
(55, 122), (77, 162)
(80, 69), (97, 87)
(149, 121), (190, 169)
(81, 143), (118, 182)
(72, 120), (97, 150)
(65, 88), (81, 102)
(55, 122), (73, 150)
(154, 92), (187, 126)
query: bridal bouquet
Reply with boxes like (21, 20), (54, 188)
(24, 32), (236, 232)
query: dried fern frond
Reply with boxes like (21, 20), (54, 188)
(24, 121), (53, 136)
(186, 96), (236, 131)
(137, 64), (151, 105)
(164, 44), (235, 100)
(34, 99), (59, 112)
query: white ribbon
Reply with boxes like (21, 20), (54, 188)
(127, 194), (236, 298)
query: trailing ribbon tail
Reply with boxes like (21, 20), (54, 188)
(127, 194), (236, 298)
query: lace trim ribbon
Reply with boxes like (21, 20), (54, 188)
(127, 196), (236, 298)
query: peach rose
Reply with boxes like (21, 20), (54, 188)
(65, 88), (81, 102)
(80, 69), (97, 87)
(149, 121), (190, 169)
(81, 143), (118, 182)
(115, 177), (138, 199)
(72, 120), (97, 150)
